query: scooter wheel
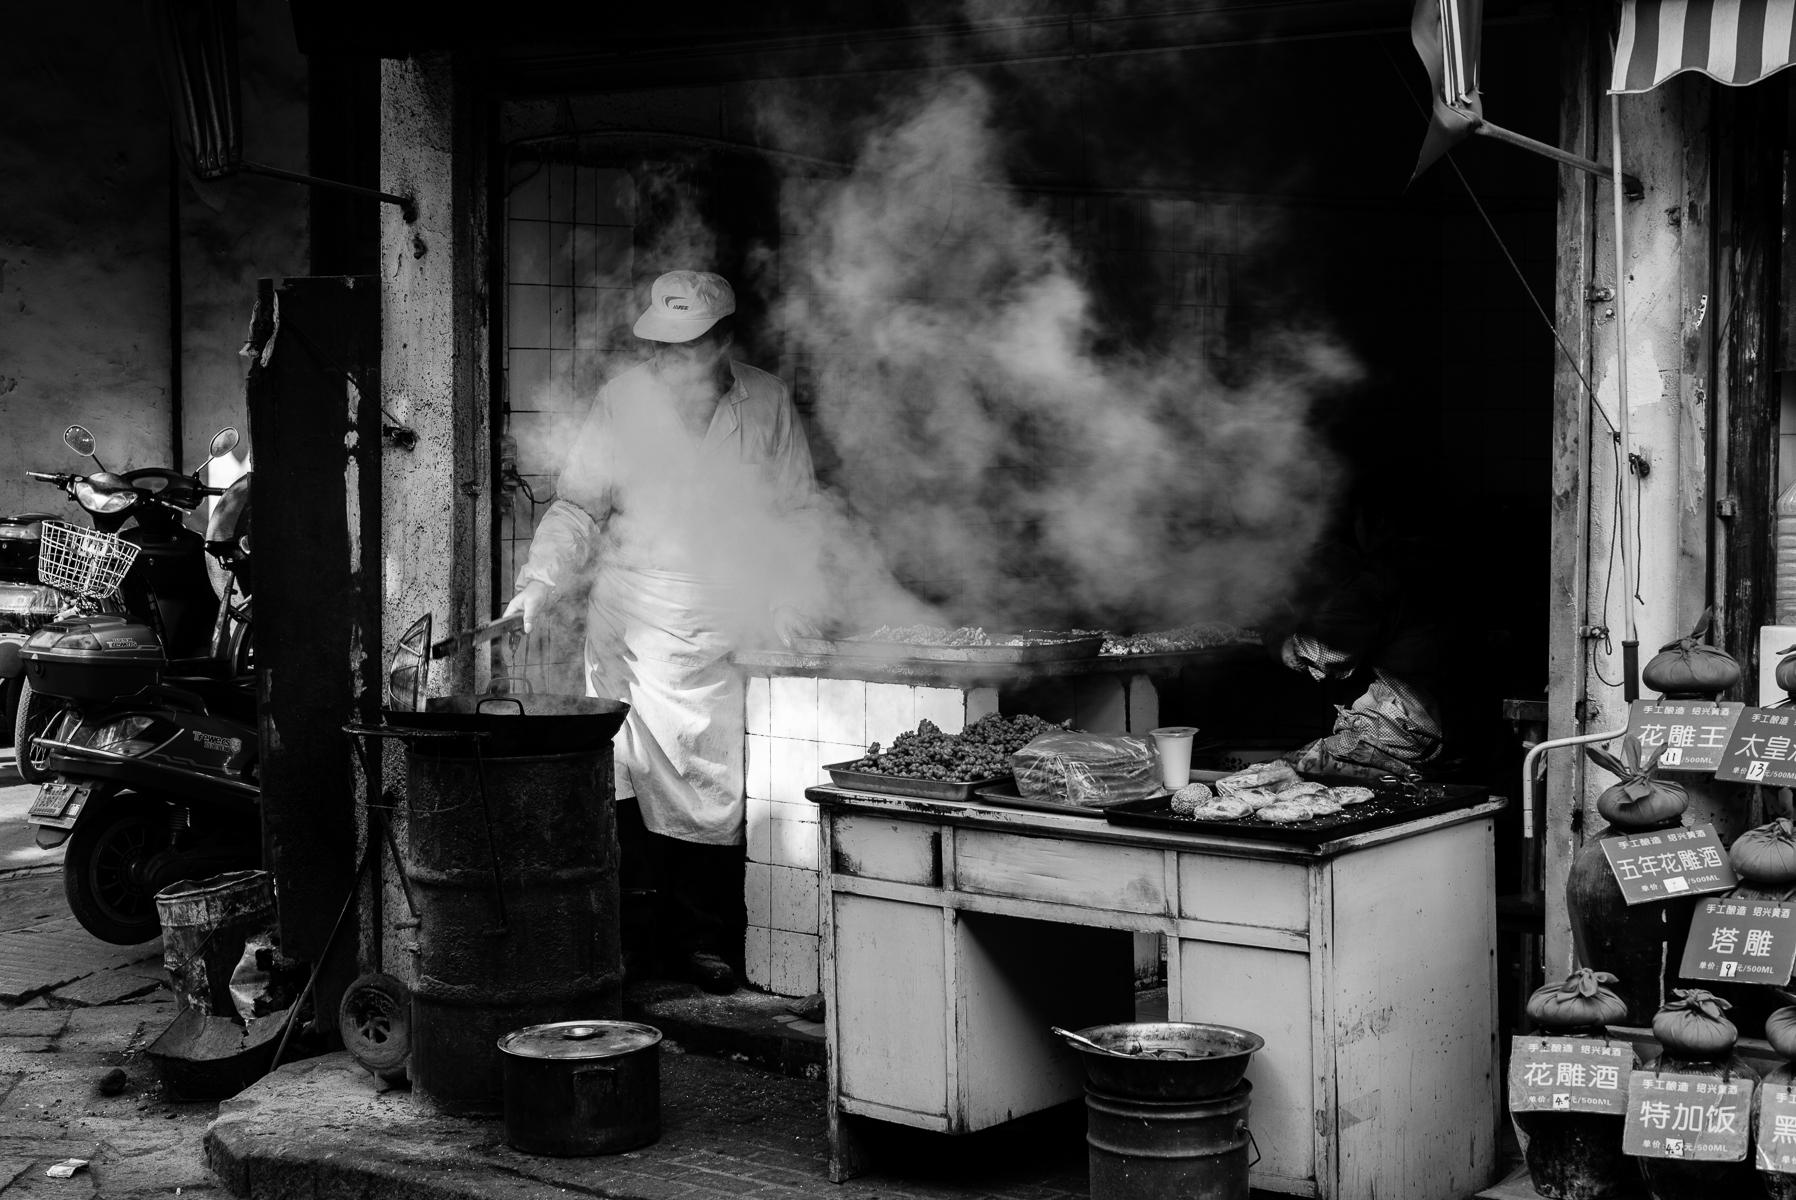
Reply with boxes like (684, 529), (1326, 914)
(338, 972), (412, 1078)
(63, 793), (171, 945)
(13, 680), (60, 785)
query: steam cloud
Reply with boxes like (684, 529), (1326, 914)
(507, 72), (1360, 646)
(759, 74), (1359, 634)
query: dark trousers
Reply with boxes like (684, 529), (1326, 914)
(616, 798), (745, 973)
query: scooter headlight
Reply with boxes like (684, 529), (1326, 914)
(72, 480), (138, 515)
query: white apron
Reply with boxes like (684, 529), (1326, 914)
(583, 560), (746, 845)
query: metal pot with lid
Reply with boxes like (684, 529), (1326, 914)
(498, 1020), (662, 1156)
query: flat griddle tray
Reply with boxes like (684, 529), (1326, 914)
(971, 778), (1162, 819)
(790, 632), (1103, 664)
(823, 761), (1010, 802)
(1103, 781), (1491, 845)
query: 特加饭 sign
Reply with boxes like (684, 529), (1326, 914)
(1601, 824), (1737, 905)
(1624, 1070), (1752, 1162)
(1716, 706), (1796, 786)
(1508, 1036), (1633, 1115)
(1625, 700), (1743, 772)
(1677, 897), (1796, 985)
(1760, 1082), (1796, 1173)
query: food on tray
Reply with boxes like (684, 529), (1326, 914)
(1013, 731), (1160, 806)
(853, 624), (1088, 648)
(845, 712), (1067, 781)
(1257, 801), (1316, 824)
(1328, 785), (1377, 806)
(1079, 623), (1262, 655)
(1170, 782), (1215, 815)
(1215, 760), (1302, 795)
(1188, 796), (1253, 820)
(1275, 781), (1329, 799)
(1304, 796), (1344, 817)
(1223, 787), (1279, 811)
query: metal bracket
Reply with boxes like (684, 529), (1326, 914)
(1586, 285), (1616, 303)
(1578, 625), (1609, 640)
(1718, 495), (1739, 519)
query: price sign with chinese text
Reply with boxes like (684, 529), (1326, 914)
(1623, 1070), (1752, 1162)
(1678, 897), (1796, 985)
(1602, 824), (1737, 905)
(1759, 1083), (1796, 1173)
(1716, 707), (1796, 786)
(1508, 1036), (1633, 1115)
(1625, 700), (1744, 773)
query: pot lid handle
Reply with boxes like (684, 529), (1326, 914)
(560, 1025), (605, 1040)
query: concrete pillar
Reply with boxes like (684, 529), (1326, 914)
(372, 52), (493, 977)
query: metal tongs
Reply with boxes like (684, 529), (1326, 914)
(430, 613), (525, 660)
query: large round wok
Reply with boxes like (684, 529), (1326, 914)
(385, 693), (629, 758)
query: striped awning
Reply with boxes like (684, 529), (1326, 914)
(1612, 0), (1796, 93)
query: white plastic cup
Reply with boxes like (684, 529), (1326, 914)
(1150, 726), (1199, 790)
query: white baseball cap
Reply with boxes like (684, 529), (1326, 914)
(632, 270), (737, 343)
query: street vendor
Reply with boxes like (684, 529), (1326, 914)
(502, 269), (822, 994)
(1270, 502), (1448, 779)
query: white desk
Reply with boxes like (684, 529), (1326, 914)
(810, 786), (1505, 1200)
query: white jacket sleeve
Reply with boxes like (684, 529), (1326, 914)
(515, 498), (596, 597)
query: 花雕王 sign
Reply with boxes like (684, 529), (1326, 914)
(1624, 700), (1743, 772)
(1715, 707), (1796, 786)
(1624, 1070), (1752, 1161)
(1677, 897), (1796, 985)
(1508, 1036), (1633, 1115)
(1601, 824), (1737, 905)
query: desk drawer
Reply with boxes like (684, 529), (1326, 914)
(1178, 855), (1309, 933)
(956, 831), (1168, 914)
(831, 816), (941, 887)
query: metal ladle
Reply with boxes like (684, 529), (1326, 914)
(1051, 1025), (1134, 1057)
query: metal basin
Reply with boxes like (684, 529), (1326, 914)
(1066, 1022), (1265, 1101)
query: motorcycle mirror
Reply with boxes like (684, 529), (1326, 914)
(63, 425), (103, 470)
(195, 427), (241, 480)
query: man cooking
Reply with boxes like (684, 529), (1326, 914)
(503, 269), (821, 994)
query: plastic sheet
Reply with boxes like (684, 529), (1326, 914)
(1011, 731), (1160, 806)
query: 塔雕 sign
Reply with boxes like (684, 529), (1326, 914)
(1678, 897), (1796, 985)
(1602, 823), (1737, 905)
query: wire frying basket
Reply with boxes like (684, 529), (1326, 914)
(37, 521), (140, 600)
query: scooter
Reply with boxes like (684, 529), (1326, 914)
(22, 428), (256, 945)
(0, 511), (68, 743)
(12, 425), (241, 783)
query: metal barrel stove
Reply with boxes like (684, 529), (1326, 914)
(392, 694), (629, 1115)
(1085, 1082), (1253, 1200)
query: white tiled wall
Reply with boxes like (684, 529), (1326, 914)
(742, 676), (998, 994)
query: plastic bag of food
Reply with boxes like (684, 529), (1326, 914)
(1011, 731), (1159, 805)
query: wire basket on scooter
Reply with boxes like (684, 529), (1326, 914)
(36, 521), (140, 600)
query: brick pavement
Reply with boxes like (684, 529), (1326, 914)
(206, 1046), (1094, 1200)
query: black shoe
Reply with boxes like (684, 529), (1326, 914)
(684, 951), (737, 995)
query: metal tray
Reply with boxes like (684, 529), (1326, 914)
(790, 632), (1103, 664)
(1103, 781), (1491, 845)
(822, 760), (1011, 802)
(972, 778), (1164, 819)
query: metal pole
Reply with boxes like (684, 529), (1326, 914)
(1472, 122), (1644, 198)
(239, 160), (417, 223)
(1610, 89), (1639, 702)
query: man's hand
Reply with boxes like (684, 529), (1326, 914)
(772, 605), (820, 648)
(502, 580), (553, 635)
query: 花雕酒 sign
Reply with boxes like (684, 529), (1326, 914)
(1508, 1036), (1633, 1115)
(1600, 824), (1737, 905)
(1624, 700), (1743, 772)
(1677, 897), (1796, 985)
(1715, 706), (1796, 786)
(1624, 1070), (1752, 1162)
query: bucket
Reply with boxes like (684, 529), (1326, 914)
(1086, 1081), (1255, 1200)
(153, 870), (275, 1017)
